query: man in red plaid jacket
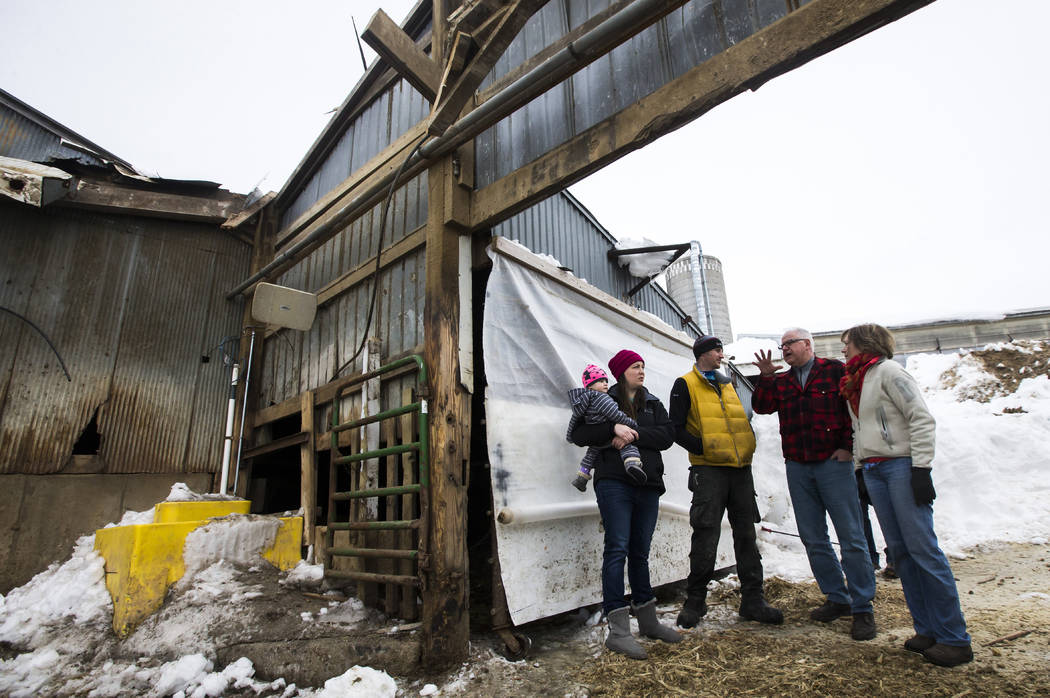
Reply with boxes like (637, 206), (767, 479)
(752, 328), (877, 642)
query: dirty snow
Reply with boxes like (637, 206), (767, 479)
(2, 341), (1049, 695)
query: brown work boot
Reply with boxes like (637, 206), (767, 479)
(809, 600), (851, 623)
(904, 634), (935, 653)
(922, 642), (973, 667)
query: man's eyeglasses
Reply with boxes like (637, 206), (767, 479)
(778, 338), (808, 351)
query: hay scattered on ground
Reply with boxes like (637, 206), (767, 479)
(579, 576), (1048, 697)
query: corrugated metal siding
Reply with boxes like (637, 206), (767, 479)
(475, 0), (790, 186)
(492, 191), (699, 336)
(0, 202), (249, 474)
(0, 105), (109, 166)
(280, 78), (430, 230)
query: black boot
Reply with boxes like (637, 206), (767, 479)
(739, 596), (783, 625)
(676, 596), (707, 629)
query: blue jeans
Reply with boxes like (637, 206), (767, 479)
(862, 457), (970, 646)
(786, 458), (875, 613)
(594, 478), (660, 614)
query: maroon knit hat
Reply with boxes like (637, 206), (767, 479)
(608, 349), (644, 381)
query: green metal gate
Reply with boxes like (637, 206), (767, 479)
(325, 355), (429, 607)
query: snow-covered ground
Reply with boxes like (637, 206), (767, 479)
(1, 341), (1048, 696)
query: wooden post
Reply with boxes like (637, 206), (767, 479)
(421, 152), (471, 668)
(299, 390), (316, 548)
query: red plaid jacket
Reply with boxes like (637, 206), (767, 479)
(751, 357), (852, 463)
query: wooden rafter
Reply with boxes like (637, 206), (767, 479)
(362, 9), (441, 102)
(427, 0), (547, 136)
(469, 0), (936, 231)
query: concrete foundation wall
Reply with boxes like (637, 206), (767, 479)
(0, 472), (212, 593)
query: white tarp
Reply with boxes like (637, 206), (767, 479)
(483, 240), (734, 625)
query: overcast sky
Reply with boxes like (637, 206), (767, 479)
(3, 0), (1047, 336)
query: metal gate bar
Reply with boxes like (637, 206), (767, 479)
(325, 355), (429, 597)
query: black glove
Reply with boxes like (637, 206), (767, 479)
(911, 467), (936, 505)
(855, 469), (870, 506)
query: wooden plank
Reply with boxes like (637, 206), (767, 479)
(300, 391), (317, 548)
(240, 430), (309, 459)
(222, 191), (276, 230)
(399, 385), (418, 621)
(428, 0), (547, 136)
(64, 177), (245, 224)
(252, 347), (423, 427)
(362, 9), (440, 102)
(315, 226), (426, 308)
(420, 154), (471, 668)
(469, 0), (935, 231)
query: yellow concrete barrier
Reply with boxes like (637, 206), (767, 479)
(94, 500), (302, 637)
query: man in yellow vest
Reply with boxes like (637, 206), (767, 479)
(669, 334), (783, 628)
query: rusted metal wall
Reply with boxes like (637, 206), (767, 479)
(0, 201), (250, 474)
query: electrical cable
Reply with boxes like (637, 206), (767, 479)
(334, 131), (430, 378)
(0, 306), (72, 381)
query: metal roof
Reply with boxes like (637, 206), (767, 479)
(0, 88), (132, 169)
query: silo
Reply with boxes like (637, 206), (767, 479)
(665, 241), (733, 340)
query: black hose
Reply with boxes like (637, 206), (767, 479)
(0, 306), (72, 381)
(334, 131), (430, 377)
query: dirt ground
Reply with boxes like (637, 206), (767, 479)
(402, 541), (1050, 697)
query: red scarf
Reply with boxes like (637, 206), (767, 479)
(839, 353), (882, 414)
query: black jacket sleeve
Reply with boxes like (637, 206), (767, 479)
(668, 377), (703, 455)
(570, 420), (615, 448)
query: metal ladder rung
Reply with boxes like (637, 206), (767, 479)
(334, 442), (419, 465)
(328, 546), (417, 560)
(328, 519), (420, 531)
(332, 483), (421, 500)
(325, 569), (420, 587)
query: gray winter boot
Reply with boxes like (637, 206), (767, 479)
(632, 598), (682, 643)
(605, 607), (647, 659)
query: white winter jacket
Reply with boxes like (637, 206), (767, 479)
(847, 358), (936, 469)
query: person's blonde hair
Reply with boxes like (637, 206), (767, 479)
(841, 323), (895, 359)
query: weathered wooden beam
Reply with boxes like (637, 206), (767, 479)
(300, 390), (317, 547)
(316, 226), (426, 308)
(62, 177), (245, 224)
(252, 350), (422, 427)
(428, 0), (547, 136)
(447, 0), (502, 34)
(362, 9), (441, 103)
(420, 154), (471, 669)
(470, 0), (935, 231)
(0, 156), (73, 207)
(222, 191), (276, 230)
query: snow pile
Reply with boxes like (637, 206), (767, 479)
(0, 487), (399, 697)
(614, 237), (676, 278)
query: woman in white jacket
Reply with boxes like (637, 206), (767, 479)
(840, 324), (972, 667)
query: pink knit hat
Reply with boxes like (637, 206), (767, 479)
(582, 364), (608, 388)
(608, 349), (644, 380)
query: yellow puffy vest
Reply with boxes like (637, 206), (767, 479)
(681, 366), (756, 467)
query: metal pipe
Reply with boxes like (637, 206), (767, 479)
(218, 363), (239, 494)
(232, 328), (256, 496)
(227, 0), (685, 298)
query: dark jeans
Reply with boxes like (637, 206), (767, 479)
(685, 465), (764, 601)
(594, 478), (661, 614)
